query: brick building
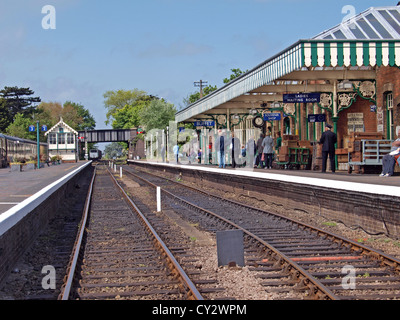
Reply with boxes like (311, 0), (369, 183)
(175, 5), (400, 170)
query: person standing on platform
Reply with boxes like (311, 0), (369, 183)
(261, 132), (274, 169)
(231, 132), (240, 168)
(275, 132), (282, 155)
(173, 144), (179, 163)
(319, 124), (337, 173)
(255, 133), (264, 168)
(216, 129), (226, 168)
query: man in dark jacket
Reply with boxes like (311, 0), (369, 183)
(231, 132), (240, 168)
(215, 129), (226, 168)
(319, 124), (337, 173)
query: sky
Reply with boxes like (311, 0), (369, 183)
(0, 0), (397, 135)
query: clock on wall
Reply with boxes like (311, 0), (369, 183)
(217, 115), (227, 126)
(252, 116), (264, 128)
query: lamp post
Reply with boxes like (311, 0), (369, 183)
(37, 120), (40, 169)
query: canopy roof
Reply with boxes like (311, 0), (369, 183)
(176, 5), (400, 123)
(314, 6), (400, 40)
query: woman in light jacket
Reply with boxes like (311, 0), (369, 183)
(261, 133), (274, 169)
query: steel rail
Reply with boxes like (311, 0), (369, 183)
(121, 167), (338, 300)
(59, 164), (97, 300)
(125, 166), (400, 276)
(106, 166), (204, 300)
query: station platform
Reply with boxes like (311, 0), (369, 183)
(0, 161), (89, 215)
(128, 159), (400, 238)
(127, 160), (400, 198)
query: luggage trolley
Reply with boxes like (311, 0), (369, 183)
(276, 147), (311, 170)
(348, 139), (392, 174)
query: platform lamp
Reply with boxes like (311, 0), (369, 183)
(271, 101), (281, 109)
(338, 80), (353, 90)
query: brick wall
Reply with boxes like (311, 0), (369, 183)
(336, 98), (377, 148)
(376, 66), (400, 138)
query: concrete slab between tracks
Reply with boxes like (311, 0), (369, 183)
(129, 160), (400, 239)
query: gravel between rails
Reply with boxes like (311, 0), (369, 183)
(117, 172), (281, 300)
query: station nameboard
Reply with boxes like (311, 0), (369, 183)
(194, 120), (215, 127)
(283, 93), (320, 103)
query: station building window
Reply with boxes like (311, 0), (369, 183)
(66, 133), (74, 144)
(58, 133), (65, 144)
(49, 133), (56, 144)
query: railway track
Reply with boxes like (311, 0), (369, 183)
(123, 164), (400, 300)
(59, 165), (203, 300)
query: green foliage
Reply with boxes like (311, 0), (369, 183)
(138, 99), (176, 131)
(103, 89), (153, 127)
(6, 113), (38, 141)
(181, 68), (248, 108)
(223, 68), (248, 84)
(104, 142), (127, 159)
(64, 101), (96, 130)
(3, 97), (95, 143)
(0, 86), (41, 132)
(112, 102), (146, 129)
(183, 85), (218, 106)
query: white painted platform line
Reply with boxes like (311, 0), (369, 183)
(130, 161), (400, 199)
(0, 202), (20, 205)
(0, 161), (93, 236)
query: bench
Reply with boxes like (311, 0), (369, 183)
(348, 139), (399, 174)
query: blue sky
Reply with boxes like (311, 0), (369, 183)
(0, 0), (397, 131)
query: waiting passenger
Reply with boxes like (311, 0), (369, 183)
(380, 133), (400, 177)
(261, 132), (274, 169)
(255, 133), (264, 168)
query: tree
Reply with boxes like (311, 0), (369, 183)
(223, 68), (248, 84)
(112, 104), (144, 129)
(64, 101), (96, 130)
(3, 100), (95, 143)
(181, 68), (248, 108)
(104, 142), (126, 159)
(0, 86), (41, 132)
(138, 99), (176, 131)
(103, 89), (151, 127)
(182, 84), (218, 107)
(5, 113), (37, 140)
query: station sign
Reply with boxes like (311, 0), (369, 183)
(283, 93), (321, 103)
(263, 113), (281, 121)
(194, 120), (215, 127)
(308, 114), (326, 123)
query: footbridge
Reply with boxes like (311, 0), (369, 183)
(78, 129), (137, 143)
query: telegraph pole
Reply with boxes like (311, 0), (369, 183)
(194, 80), (208, 99)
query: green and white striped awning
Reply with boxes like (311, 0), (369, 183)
(176, 39), (400, 123)
(303, 40), (400, 68)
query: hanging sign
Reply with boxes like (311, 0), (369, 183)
(283, 93), (321, 103)
(308, 114), (326, 123)
(263, 113), (281, 121)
